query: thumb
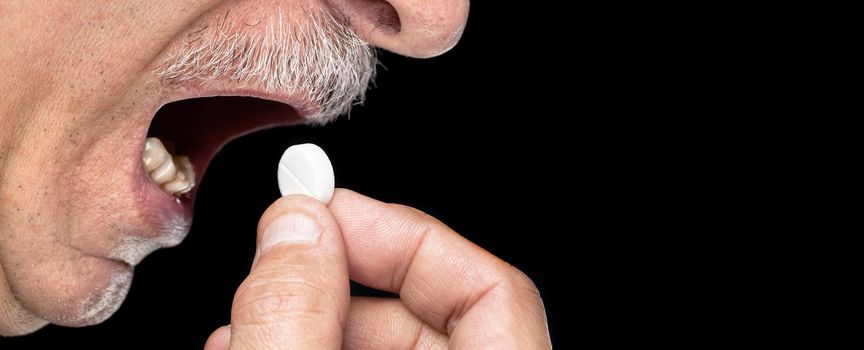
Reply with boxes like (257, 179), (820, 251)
(229, 194), (349, 350)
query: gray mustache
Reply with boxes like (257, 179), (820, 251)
(156, 8), (377, 122)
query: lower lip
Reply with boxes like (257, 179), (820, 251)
(108, 160), (194, 266)
(123, 160), (194, 245)
(136, 161), (193, 219)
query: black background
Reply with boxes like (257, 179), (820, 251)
(2, 1), (567, 348)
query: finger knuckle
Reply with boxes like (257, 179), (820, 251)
(388, 203), (442, 225)
(508, 267), (539, 292)
(233, 276), (329, 324)
(503, 266), (543, 304)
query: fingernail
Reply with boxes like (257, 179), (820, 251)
(260, 213), (321, 252)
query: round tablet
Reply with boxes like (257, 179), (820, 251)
(277, 143), (335, 204)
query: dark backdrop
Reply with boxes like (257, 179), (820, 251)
(2, 2), (565, 348)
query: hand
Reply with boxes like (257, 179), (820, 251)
(204, 189), (551, 349)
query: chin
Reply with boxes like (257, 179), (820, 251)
(55, 267), (134, 328)
(4, 253), (133, 334)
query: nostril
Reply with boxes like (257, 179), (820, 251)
(351, 0), (401, 34)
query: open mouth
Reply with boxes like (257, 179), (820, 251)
(112, 4), (376, 266)
(142, 95), (305, 215)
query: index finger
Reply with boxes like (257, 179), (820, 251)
(329, 189), (551, 349)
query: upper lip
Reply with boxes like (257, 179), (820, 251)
(158, 84), (321, 118)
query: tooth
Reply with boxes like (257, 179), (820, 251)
(163, 156), (195, 195)
(142, 137), (196, 196)
(173, 156), (195, 186)
(142, 138), (169, 172)
(162, 174), (193, 195)
(149, 153), (177, 185)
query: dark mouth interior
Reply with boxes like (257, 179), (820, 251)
(148, 96), (302, 183)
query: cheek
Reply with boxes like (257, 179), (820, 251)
(0, 145), (137, 327)
(0, 75), (163, 329)
(64, 130), (146, 254)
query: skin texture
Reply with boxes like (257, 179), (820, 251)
(205, 191), (552, 349)
(0, 0), (551, 347)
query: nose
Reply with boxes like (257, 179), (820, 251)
(329, 0), (470, 58)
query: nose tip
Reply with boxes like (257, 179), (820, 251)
(331, 0), (470, 58)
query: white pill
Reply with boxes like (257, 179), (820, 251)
(277, 143), (335, 204)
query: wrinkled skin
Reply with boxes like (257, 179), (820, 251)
(0, 0), (551, 348)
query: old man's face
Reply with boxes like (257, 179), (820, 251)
(0, 0), (467, 335)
